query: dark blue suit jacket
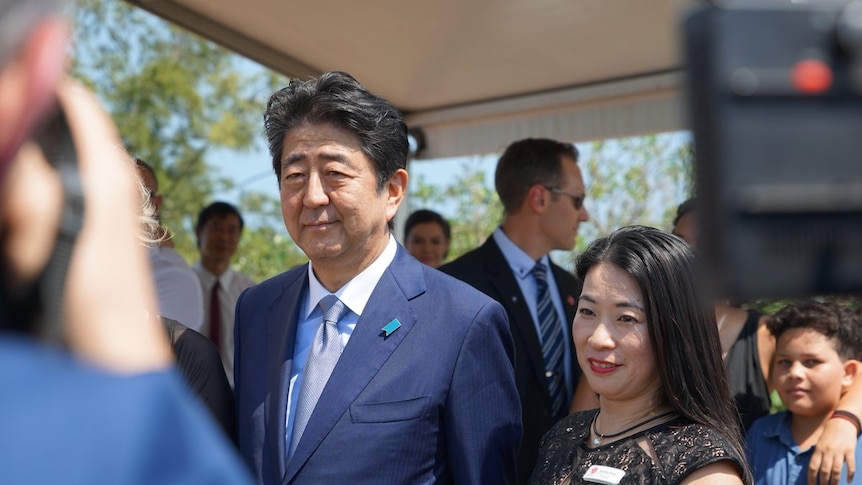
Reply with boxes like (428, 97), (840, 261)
(440, 237), (580, 484)
(235, 245), (522, 485)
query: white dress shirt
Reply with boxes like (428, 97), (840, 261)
(149, 246), (204, 331)
(194, 262), (256, 387)
(492, 227), (574, 401)
(285, 234), (398, 451)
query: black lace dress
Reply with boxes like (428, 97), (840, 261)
(529, 409), (750, 485)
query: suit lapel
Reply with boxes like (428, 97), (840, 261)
(283, 248), (423, 484)
(479, 239), (548, 388)
(264, 267), (307, 483)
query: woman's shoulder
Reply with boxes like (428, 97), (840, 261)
(651, 418), (748, 482)
(653, 417), (740, 452)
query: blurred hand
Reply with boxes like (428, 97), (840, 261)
(56, 80), (172, 372)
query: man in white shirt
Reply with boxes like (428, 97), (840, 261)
(193, 201), (255, 385)
(135, 158), (204, 331)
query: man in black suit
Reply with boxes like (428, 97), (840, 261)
(440, 138), (590, 484)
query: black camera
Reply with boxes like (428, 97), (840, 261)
(685, 1), (862, 299)
(0, 106), (83, 342)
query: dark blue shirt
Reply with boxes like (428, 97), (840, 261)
(747, 411), (862, 485)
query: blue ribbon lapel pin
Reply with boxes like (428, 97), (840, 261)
(381, 319), (401, 337)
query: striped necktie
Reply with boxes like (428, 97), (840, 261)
(532, 262), (566, 420)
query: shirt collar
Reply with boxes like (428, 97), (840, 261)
(763, 412), (799, 449)
(305, 234), (398, 319)
(492, 226), (549, 280)
(194, 261), (235, 288)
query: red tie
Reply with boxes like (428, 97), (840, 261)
(210, 280), (221, 351)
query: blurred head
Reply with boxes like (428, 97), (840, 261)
(133, 157), (162, 217)
(495, 138), (588, 253)
(195, 201), (244, 272)
(573, 226), (742, 442)
(0, 0), (67, 188)
(671, 197), (697, 247)
(264, 72), (408, 288)
(768, 300), (862, 417)
(132, 159), (160, 246)
(403, 209), (450, 268)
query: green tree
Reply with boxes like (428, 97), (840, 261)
(408, 133), (693, 270)
(407, 157), (501, 264)
(443, 160), (502, 259)
(579, 134), (692, 244)
(69, 0), (300, 281)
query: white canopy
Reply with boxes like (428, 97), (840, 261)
(126, 0), (694, 158)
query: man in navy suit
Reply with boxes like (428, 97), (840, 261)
(440, 138), (590, 483)
(234, 71), (521, 485)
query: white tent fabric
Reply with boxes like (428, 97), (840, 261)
(126, 0), (695, 158)
(406, 72), (684, 158)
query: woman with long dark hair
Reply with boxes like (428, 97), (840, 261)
(530, 226), (752, 484)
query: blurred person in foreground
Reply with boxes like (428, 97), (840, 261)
(530, 226), (752, 484)
(234, 71), (521, 484)
(0, 0), (251, 483)
(673, 198), (862, 485)
(747, 300), (862, 485)
(403, 208), (451, 268)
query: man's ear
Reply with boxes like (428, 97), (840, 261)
(527, 184), (548, 214)
(0, 17), (67, 159)
(385, 168), (408, 222)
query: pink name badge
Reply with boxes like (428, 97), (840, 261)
(583, 464), (626, 485)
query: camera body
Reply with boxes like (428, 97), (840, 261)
(685, 1), (862, 299)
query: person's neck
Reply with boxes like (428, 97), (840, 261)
(201, 258), (229, 277)
(500, 219), (551, 262)
(596, 394), (671, 435)
(312, 234), (390, 293)
(790, 411), (831, 451)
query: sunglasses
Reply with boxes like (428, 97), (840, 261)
(542, 185), (585, 210)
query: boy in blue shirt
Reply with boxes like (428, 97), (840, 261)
(747, 300), (862, 485)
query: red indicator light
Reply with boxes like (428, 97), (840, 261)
(791, 59), (833, 94)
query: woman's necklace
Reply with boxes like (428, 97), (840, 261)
(590, 410), (676, 446)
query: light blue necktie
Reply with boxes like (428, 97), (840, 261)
(533, 263), (566, 420)
(289, 295), (348, 457)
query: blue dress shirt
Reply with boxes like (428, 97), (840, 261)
(492, 227), (574, 401)
(747, 411), (862, 485)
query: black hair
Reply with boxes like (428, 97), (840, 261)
(196, 201), (245, 233)
(403, 209), (451, 241)
(264, 71), (408, 192)
(494, 138), (579, 214)
(672, 197), (696, 229)
(769, 300), (862, 361)
(575, 225), (752, 484)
